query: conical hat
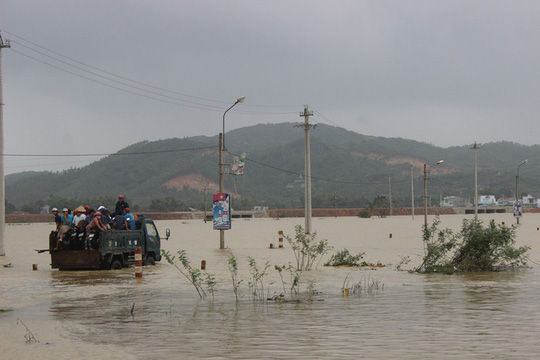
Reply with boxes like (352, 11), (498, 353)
(75, 205), (86, 213)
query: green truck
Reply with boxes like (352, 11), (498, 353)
(47, 215), (169, 270)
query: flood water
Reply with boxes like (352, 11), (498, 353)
(2, 214), (540, 359)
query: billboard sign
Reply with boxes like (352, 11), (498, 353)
(513, 201), (522, 218)
(213, 193), (231, 230)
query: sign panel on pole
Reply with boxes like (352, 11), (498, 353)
(513, 201), (522, 218)
(213, 193), (231, 230)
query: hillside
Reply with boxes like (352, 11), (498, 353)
(6, 123), (540, 212)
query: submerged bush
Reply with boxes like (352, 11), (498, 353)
(417, 217), (530, 273)
(324, 249), (365, 267)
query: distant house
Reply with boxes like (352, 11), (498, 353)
(40, 204), (51, 214)
(440, 196), (455, 207)
(478, 195), (497, 206)
(498, 197), (514, 206)
(522, 194), (535, 205)
(440, 196), (472, 207)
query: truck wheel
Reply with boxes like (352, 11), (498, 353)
(110, 259), (123, 270)
(145, 254), (155, 266)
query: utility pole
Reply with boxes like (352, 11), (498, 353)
(472, 142), (479, 217)
(218, 133), (225, 248)
(0, 33), (10, 256)
(388, 175), (393, 216)
(334, 192), (337, 218)
(203, 185), (207, 223)
(410, 164), (415, 220)
(296, 105), (314, 234)
(423, 164), (429, 232)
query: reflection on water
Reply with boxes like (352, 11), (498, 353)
(3, 217), (540, 359)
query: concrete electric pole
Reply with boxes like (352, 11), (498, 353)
(472, 142), (479, 217)
(297, 105), (314, 234)
(0, 32), (10, 256)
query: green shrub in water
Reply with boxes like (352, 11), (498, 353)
(417, 217), (530, 273)
(324, 248), (365, 267)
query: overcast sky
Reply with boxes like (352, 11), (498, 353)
(1, 0), (540, 174)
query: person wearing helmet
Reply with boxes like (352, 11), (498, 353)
(86, 211), (107, 232)
(114, 195), (129, 217)
(85, 211), (107, 250)
(51, 208), (61, 231)
(124, 208), (136, 230)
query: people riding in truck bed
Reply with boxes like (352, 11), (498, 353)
(73, 210), (86, 229)
(115, 195), (129, 217)
(114, 210), (128, 230)
(101, 208), (114, 230)
(85, 211), (108, 250)
(55, 208), (73, 249)
(85, 209), (96, 227)
(124, 208), (136, 230)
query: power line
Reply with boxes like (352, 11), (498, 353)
(228, 150), (413, 186)
(3, 30), (301, 115)
(1, 145), (217, 157)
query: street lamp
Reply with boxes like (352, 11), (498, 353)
(515, 159), (528, 224)
(222, 96), (245, 150)
(219, 96), (245, 249)
(424, 160), (444, 231)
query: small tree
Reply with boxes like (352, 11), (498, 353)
(281, 225), (332, 271)
(367, 196), (390, 218)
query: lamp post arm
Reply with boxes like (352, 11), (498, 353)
(222, 103), (238, 150)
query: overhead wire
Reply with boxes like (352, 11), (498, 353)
(1, 145), (217, 157)
(3, 30), (300, 115)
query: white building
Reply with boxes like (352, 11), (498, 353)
(478, 195), (497, 206)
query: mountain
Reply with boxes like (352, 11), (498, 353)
(6, 123), (540, 212)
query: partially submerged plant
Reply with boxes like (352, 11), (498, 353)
(416, 216), (530, 273)
(342, 272), (383, 296)
(17, 318), (39, 344)
(247, 256), (271, 301)
(395, 256), (411, 271)
(281, 225), (332, 271)
(324, 248), (365, 267)
(228, 253), (242, 302)
(161, 249), (216, 298)
(275, 263), (302, 297)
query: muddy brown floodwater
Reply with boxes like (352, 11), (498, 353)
(2, 214), (540, 359)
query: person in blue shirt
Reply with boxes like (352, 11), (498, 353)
(56, 208), (73, 249)
(124, 208), (136, 230)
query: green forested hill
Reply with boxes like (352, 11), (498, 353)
(7, 123), (540, 212)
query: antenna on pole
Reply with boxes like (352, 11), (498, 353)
(0, 32), (11, 256)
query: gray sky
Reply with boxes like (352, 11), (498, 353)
(1, 0), (540, 174)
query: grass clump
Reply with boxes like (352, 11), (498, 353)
(342, 273), (383, 296)
(416, 217), (530, 273)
